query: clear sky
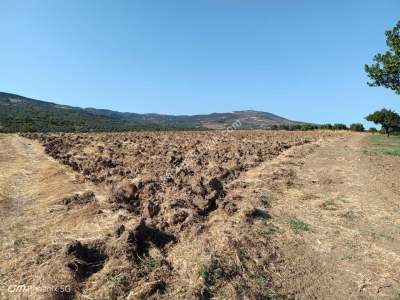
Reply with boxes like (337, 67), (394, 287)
(1, 0), (399, 127)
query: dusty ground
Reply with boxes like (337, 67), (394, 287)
(0, 132), (399, 299)
(240, 133), (400, 299)
(0, 134), (117, 299)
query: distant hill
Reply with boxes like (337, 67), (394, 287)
(0, 91), (305, 133)
(0, 92), (198, 133)
(84, 108), (303, 129)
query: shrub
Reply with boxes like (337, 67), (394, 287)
(350, 123), (365, 132)
(320, 123), (333, 130)
(333, 123), (348, 130)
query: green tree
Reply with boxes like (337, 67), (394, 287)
(365, 109), (400, 136)
(301, 124), (318, 131)
(269, 125), (278, 130)
(20, 122), (31, 133)
(365, 21), (400, 95)
(332, 123), (348, 130)
(319, 124), (333, 130)
(350, 123), (365, 132)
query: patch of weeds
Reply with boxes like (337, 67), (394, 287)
(340, 254), (354, 261)
(257, 221), (281, 236)
(339, 198), (350, 204)
(199, 255), (240, 286)
(362, 149), (378, 156)
(199, 256), (224, 286)
(339, 210), (356, 221)
(247, 208), (270, 221)
(288, 217), (311, 233)
(261, 290), (289, 300)
(251, 265), (287, 299)
(199, 256), (286, 299)
(251, 265), (270, 290)
(383, 150), (400, 156)
(366, 228), (394, 241)
(138, 252), (163, 273)
(234, 282), (249, 296)
(199, 255), (241, 298)
(107, 275), (122, 300)
(320, 200), (338, 211)
(236, 247), (247, 262)
(342, 239), (355, 249)
(13, 239), (25, 251)
(260, 195), (273, 206)
(366, 135), (400, 157)
(198, 286), (213, 300)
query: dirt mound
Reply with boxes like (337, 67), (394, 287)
(110, 219), (176, 261)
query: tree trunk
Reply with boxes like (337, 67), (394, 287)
(384, 127), (390, 137)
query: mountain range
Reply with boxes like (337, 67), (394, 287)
(0, 91), (304, 132)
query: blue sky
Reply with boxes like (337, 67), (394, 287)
(1, 0), (399, 127)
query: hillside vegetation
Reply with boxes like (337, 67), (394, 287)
(0, 92), (304, 132)
(84, 108), (303, 129)
(0, 92), (201, 133)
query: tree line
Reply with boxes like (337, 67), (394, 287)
(268, 123), (370, 132)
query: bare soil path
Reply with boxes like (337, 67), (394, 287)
(243, 133), (400, 299)
(0, 134), (114, 299)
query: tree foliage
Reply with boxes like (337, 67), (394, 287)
(365, 109), (400, 136)
(0, 106), (204, 133)
(268, 123), (351, 131)
(350, 123), (365, 132)
(319, 124), (333, 130)
(332, 123), (348, 130)
(365, 21), (400, 94)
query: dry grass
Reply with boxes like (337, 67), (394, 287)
(0, 135), (116, 299)
(259, 133), (400, 299)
